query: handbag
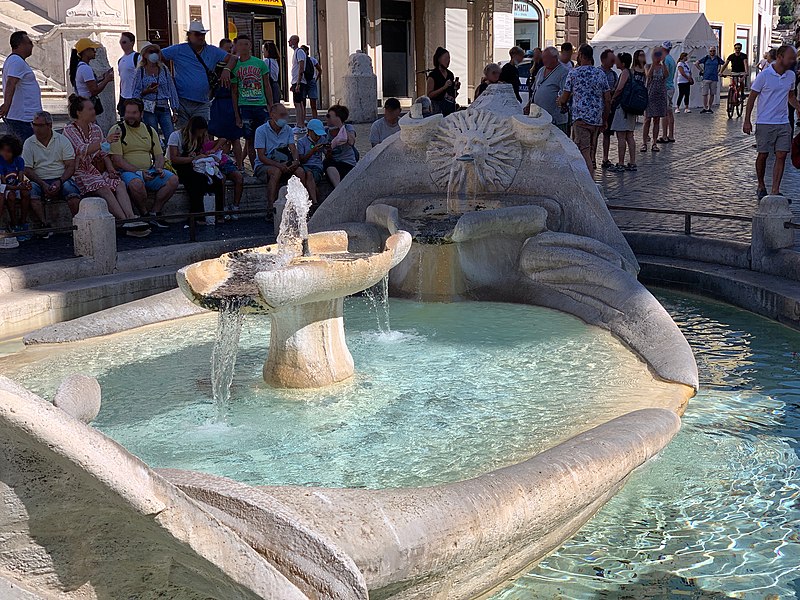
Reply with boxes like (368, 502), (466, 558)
(193, 48), (220, 94)
(791, 131), (800, 169)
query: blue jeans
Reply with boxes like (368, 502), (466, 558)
(143, 108), (174, 141)
(30, 177), (81, 201)
(4, 119), (33, 142)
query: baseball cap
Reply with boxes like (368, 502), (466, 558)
(662, 41), (673, 51)
(75, 38), (101, 54)
(307, 119), (326, 136)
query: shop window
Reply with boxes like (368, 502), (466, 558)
(618, 6), (636, 15)
(736, 27), (750, 54)
(189, 5), (203, 23)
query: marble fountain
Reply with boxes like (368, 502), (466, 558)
(0, 84), (707, 599)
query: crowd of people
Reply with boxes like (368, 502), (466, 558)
(0, 25), (408, 248)
(1, 24), (796, 248)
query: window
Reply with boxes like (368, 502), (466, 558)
(618, 6), (636, 15)
(736, 27), (750, 54)
(189, 6), (202, 23)
(711, 25), (723, 50)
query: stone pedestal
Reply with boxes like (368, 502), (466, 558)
(751, 195), (793, 272)
(73, 197), (116, 273)
(340, 52), (377, 123)
(263, 298), (354, 388)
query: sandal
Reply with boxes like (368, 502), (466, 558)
(640, 144), (648, 152)
(651, 144), (660, 152)
(667, 138), (676, 143)
(656, 137), (669, 143)
(610, 163), (625, 172)
(601, 160), (613, 169)
(626, 163), (637, 171)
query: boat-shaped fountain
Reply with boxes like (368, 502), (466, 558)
(0, 84), (703, 600)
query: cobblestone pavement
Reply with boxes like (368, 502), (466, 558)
(595, 109), (800, 247)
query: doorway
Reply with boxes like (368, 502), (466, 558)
(381, 0), (412, 98)
(564, 12), (586, 47)
(145, 1), (172, 46)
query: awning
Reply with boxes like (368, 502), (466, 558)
(226, 0), (284, 8)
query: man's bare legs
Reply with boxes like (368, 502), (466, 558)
(772, 151), (788, 195)
(756, 152), (768, 195)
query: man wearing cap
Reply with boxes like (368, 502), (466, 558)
(161, 21), (238, 128)
(296, 118), (328, 205)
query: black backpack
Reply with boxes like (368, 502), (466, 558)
(619, 69), (648, 116)
(117, 120), (157, 153)
(303, 53), (316, 83)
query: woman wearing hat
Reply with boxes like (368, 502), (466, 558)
(68, 39), (113, 113)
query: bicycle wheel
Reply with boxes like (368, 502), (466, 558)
(727, 89), (735, 119)
(736, 92), (745, 118)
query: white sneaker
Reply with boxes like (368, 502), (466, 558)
(675, 108), (680, 113)
(0, 235), (19, 248)
(685, 108), (691, 113)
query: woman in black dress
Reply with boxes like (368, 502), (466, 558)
(426, 47), (461, 116)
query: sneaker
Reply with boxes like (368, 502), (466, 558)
(625, 163), (638, 171)
(231, 205), (239, 220)
(601, 160), (613, 169)
(36, 223), (53, 240)
(757, 188), (768, 200)
(121, 221), (152, 237)
(14, 224), (32, 242)
(700, 109), (708, 114)
(708, 108), (714, 114)
(0, 232), (19, 248)
(675, 108), (681, 114)
(685, 108), (691, 113)
(149, 213), (170, 228)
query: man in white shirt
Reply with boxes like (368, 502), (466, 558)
(370, 97), (402, 146)
(117, 32), (139, 118)
(0, 31), (42, 142)
(289, 35), (307, 129)
(744, 45), (800, 200)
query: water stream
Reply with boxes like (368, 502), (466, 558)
(210, 176), (312, 403)
(363, 275), (391, 333)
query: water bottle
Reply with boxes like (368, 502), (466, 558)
(203, 193), (215, 225)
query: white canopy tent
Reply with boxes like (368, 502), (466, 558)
(591, 13), (720, 108)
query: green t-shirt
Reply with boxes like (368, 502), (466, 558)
(232, 56), (271, 106)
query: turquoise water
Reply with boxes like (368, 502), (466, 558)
(0, 299), (675, 489)
(492, 290), (800, 599)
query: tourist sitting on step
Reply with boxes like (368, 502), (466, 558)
(297, 118), (329, 206)
(22, 111), (81, 221)
(369, 97), (402, 147)
(253, 102), (305, 214)
(109, 99), (179, 229)
(0, 133), (33, 246)
(323, 104), (357, 188)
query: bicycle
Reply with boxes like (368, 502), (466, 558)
(724, 72), (747, 119)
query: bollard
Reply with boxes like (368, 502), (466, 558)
(340, 52), (378, 123)
(751, 195), (793, 272)
(73, 197), (116, 274)
(274, 185), (288, 236)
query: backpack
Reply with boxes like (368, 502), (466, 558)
(619, 69), (648, 116)
(303, 54), (315, 83)
(118, 120), (157, 153)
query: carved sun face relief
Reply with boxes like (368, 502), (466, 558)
(427, 110), (522, 193)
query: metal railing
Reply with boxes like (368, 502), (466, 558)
(606, 205), (753, 236)
(116, 207), (274, 242)
(0, 224), (77, 239)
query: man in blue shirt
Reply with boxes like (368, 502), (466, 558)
(161, 21), (237, 128)
(254, 102), (304, 211)
(696, 47), (725, 113)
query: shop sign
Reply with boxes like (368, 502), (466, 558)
(513, 1), (539, 20)
(226, 0), (284, 7)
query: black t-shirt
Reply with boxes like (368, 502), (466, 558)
(500, 62), (522, 102)
(727, 52), (747, 73)
(428, 68), (457, 101)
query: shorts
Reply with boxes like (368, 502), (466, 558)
(4, 119), (33, 142)
(30, 178), (81, 201)
(755, 123), (792, 154)
(307, 79), (319, 100)
(305, 165), (324, 182)
(666, 88), (675, 107)
(701, 80), (718, 97)
(239, 105), (268, 139)
(120, 169), (176, 192)
(323, 159), (355, 179)
(292, 83), (308, 104)
(572, 121), (602, 156)
(218, 160), (238, 176)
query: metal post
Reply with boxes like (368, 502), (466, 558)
(189, 215), (196, 242)
(684, 214), (691, 235)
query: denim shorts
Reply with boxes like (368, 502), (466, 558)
(121, 169), (175, 191)
(239, 105), (268, 139)
(219, 160), (238, 176)
(307, 79), (319, 100)
(305, 165), (324, 182)
(30, 178), (81, 201)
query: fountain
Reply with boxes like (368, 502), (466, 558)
(0, 83), (733, 600)
(177, 176), (411, 389)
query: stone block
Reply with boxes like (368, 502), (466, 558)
(751, 195), (794, 273)
(73, 197), (116, 274)
(340, 52), (378, 123)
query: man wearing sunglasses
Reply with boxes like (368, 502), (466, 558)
(161, 21), (238, 128)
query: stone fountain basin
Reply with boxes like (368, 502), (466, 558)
(176, 230), (411, 313)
